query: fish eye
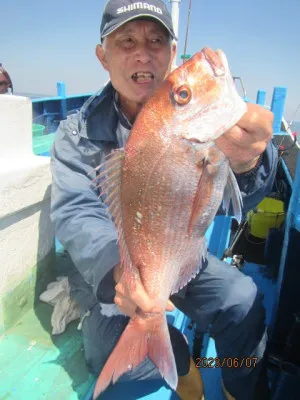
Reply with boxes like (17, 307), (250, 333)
(179, 90), (189, 99)
(173, 85), (192, 105)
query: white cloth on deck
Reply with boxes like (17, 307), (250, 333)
(39, 276), (81, 335)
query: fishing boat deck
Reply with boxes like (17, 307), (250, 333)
(0, 215), (278, 400)
(0, 302), (94, 400)
(0, 295), (190, 400)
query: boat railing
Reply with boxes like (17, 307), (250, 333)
(30, 81), (297, 188)
(32, 82), (94, 133)
(31, 81), (292, 136)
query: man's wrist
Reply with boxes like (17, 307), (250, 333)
(231, 155), (261, 175)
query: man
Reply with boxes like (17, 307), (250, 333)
(50, 0), (277, 399)
(0, 63), (13, 94)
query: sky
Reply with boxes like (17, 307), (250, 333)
(1, 0), (300, 120)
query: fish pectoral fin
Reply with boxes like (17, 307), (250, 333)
(222, 168), (243, 224)
(187, 161), (210, 236)
(188, 158), (226, 236)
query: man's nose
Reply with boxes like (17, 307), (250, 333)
(135, 43), (152, 63)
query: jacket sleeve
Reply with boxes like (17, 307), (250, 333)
(50, 114), (119, 303)
(234, 139), (278, 215)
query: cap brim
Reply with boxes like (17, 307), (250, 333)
(101, 13), (177, 41)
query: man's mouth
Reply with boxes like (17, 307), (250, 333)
(131, 72), (154, 83)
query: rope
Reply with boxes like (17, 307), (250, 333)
(182, 0), (192, 64)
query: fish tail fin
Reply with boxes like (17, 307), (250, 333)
(92, 314), (178, 399)
(148, 315), (178, 390)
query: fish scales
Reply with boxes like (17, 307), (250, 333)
(92, 47), (247, 399)
(122, 137), (200, 298)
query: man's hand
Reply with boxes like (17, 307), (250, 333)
(215, 103), (274, 174)
(113, 264), (174, 317)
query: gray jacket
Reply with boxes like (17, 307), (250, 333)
(50, 82), (278, 311)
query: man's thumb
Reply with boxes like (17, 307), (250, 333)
(166, 300), (175, 312)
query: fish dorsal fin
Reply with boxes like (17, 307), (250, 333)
(92, 149), (133, 273)
(223, 168), (243, 224)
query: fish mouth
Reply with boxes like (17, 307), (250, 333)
(203, 48), (226, 77)
(131, 72), (154, 83)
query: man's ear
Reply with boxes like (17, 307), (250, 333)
(171, 41), (177, 65)
(96, 44), (108, 71)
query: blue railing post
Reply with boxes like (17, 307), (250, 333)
(271, 86), (287, 134)
(57, 81), (67, 120)
(256, 89), (266, 106)
(292, 154), (300, 232)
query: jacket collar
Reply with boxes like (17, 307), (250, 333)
(78, 81), (120, 143)
(113, 91), (132, 131)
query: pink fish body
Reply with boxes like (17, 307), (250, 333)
(92, 47), (247, 399)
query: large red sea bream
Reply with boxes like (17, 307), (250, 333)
(92, 47), (247, 399)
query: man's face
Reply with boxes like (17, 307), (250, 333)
(96, 19), (176, 107)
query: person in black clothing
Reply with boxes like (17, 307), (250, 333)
(0, 63), (13, 94)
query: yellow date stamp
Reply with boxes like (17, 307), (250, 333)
(195, 357), (258, 369)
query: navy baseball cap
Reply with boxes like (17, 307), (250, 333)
(100, 0), (177, 41)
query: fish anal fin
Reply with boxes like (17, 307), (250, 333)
(121, 263), (142, 292)
(172, 240), (207, 295)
